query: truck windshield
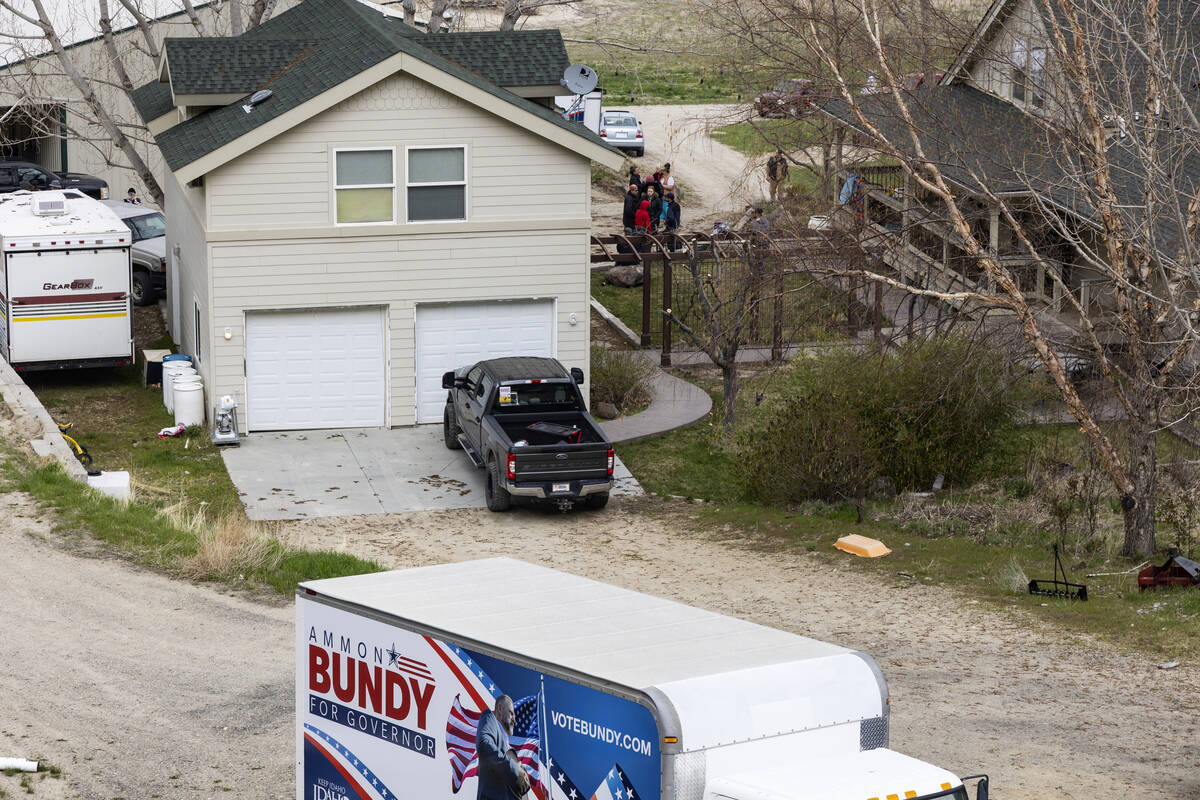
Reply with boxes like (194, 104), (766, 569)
(493, 381), (581, 412)
(123, 212), (165, 242)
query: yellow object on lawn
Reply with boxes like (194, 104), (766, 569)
(834, 534), (892, 558)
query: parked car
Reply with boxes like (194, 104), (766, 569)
(0, 161), (109, 200)
(754, 78), (823, 117)
(104, 200), (166, 305)
(442, 356), (614, 511)
(599, 109), (644, 157)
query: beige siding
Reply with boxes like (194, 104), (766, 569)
(967, 0), (1053, 107)
(204, 71), (589, 232)
(165, 171), (212, 391)
(207, 228), (590, 427)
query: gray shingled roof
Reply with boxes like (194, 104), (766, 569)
(140, 0), (617, 172)
(419, 29), (569, 87)
(130, 81), (175, 122)
(163, 37), (322, 95)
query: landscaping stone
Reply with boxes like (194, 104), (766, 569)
(605, 265), (643, 288)
(594, 401), (619, 420)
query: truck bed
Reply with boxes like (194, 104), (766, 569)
(496, 411), (607, 446)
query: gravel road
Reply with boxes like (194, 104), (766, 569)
(2, 409), (1198, 799)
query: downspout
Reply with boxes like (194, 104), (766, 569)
(58, 105), (68, 172)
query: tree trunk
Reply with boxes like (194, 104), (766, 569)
(499, 0), (522, 30)
(1121, 411), (1158, 557)
(721, 362), (740, 430)
(402, 0), (416, 25)
(428, 0), (449, 31)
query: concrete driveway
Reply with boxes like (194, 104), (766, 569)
(222, 425), (641, 520)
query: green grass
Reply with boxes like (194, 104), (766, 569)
(712, 119), (823, 156)
(617, 368), (1200, 657)
(3, 457), (383, 594)
(24, 358), (242, 519)
(570, 46), (753, 105)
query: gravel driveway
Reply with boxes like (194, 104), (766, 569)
(2, 408), (1197, 799)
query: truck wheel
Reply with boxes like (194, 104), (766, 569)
(443, 406), (462, 450)
(485, 457), (511, 512)
(585, 492), (610, 510)
(131, 271), (155, 306)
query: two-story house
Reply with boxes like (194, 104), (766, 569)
(819, 0), (1193, 329)
(133, 0), (623, 432)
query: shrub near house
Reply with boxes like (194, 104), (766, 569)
(737, 336), (1027, 502)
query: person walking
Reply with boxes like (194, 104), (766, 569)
(766, 148), (789, 203)
(622, 183), (640, 232)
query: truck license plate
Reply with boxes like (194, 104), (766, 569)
(552, 482), (570, 493)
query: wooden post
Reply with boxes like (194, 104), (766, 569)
(641, 257), (652, 347)
(847, 276), (857, 331)
(661, 254), (673, 367)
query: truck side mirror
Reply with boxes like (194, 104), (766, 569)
(977, 777), (988, 800)
(570, 367), (584, 384)
(442, 371), (456, 389)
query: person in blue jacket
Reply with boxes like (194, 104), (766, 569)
(476, 695), (530, 800)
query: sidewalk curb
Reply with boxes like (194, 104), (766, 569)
(0, 358), (88, 481)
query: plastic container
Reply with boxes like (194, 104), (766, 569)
(162, 364), (196, 410)
(169, 373), (202, 414)
(174, 382), (206, 428)
(161, 353), (192, 364)
(87, 470), (131, 501)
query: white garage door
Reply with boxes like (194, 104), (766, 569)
(414, 299), (554, 423)
(246, 307), (387, 431)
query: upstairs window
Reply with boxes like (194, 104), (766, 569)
(1011, 38), (1046, 108)
(335, 148), (395, 224)
(407, 146), (466, 222)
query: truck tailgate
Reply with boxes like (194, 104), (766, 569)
(512, 445), (610, 480)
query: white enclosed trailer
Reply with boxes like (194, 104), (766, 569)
(0, 190), (133, 371)
(297, 558), (988, 800)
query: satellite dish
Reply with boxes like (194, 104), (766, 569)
(561, 64), (598, 95)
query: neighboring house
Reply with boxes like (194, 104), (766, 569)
(132, 0), (623, 432)
(819, 0), (1197, 328)
(0, 2), (277, 197)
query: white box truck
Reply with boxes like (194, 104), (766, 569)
(0, 190), (133, 371)
(297, 558), (989, 800)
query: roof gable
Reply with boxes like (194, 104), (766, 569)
(142, 0), (621, 175)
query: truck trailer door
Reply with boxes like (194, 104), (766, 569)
(6, 247), (132, 365)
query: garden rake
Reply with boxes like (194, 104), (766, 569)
(1028, 543), (1088, 601)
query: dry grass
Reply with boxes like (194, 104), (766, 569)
(181, 515), (281, 580)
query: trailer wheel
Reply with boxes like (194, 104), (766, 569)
(585, 492), (610, 510)
(443, 405), (462, 450)
(485, 457), (511, 512)
(131, 271), (156, 306)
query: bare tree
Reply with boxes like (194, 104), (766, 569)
(708, 0), (1200, 555)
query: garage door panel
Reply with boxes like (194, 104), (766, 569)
(247, 307), (387, 431)
(414, 299), (553, 423)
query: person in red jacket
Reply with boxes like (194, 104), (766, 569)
(634, 199), (651, 232)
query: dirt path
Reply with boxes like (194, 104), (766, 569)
(593, 103), (766, 235)
(3, 407), (1198, 798)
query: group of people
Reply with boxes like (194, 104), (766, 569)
(621, 163), (681, 238)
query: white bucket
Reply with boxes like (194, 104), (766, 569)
(174, 382), (205, 428)
(170, 374), (202, 415)
(162, 364), (196, 410)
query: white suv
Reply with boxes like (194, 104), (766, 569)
(599, 110), (645, 157)
(104, 200), (166, 306)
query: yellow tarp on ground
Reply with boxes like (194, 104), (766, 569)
(834, 534), (892, 558)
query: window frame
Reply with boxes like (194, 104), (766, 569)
(1010, 37), (1046, 109)
(404, 144), (468, 224)
(332, 146), (397, 226)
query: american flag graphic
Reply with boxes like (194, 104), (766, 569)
(446, 692), (547, 799)
(589, 764), (638, 800)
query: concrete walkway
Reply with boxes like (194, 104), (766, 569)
(598, 352), (714, 443)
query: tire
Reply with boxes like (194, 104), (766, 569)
(77, 448), (92, 467)
(585, 492), (610, 510)
(485, 457), (512, 512)
(443, 405), (462, 450)
(131, 271), (155, 306)
(635, 148), (645, 158)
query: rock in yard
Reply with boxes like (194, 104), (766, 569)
(594, 401), (619, 419)
(605, 265), (643, 288)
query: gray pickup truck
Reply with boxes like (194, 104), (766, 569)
(442, 356), (614, 511)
